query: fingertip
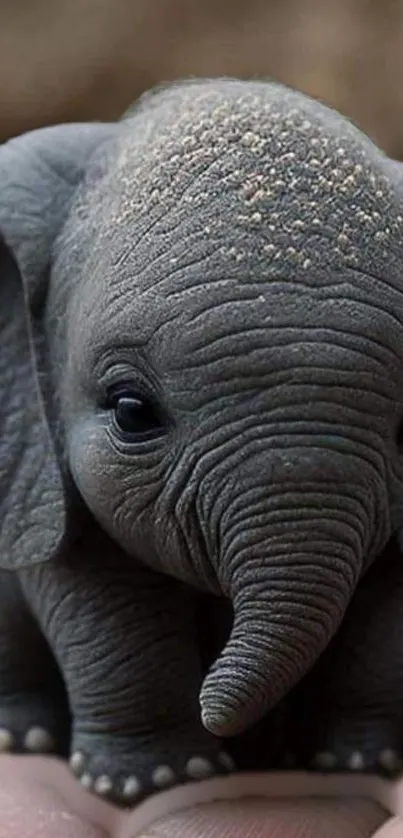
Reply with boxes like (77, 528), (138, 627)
(0, 756), (112, 838)
(373, 817), (403, 836)
(124, 798), (387, 838)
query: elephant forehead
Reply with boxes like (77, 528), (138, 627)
(92, 79), (403, 285)
(64, 81), (403, 378)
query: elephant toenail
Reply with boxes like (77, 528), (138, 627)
(219, 752), (236, 771)
(186, 756), (214, 779)
(0, 728), (15, 752)
(23, 726), (55, 753)
(70, 751), (86, 774)
(80, 773), (93, 790)
(348, 751), (364, 770)
(312, 751), (337, 770)
(122, 775), (141, 799)
(152, 765), (176, 788)
(379, 748), (402, 772)
(94, 775), (113, 795)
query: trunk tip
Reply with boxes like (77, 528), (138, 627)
(201, 707), (225, 736)
(200, 695), (246, 738)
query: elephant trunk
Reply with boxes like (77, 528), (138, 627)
(200, 507), (369, 737)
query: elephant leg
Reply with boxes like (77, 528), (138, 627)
(291, 537), (403, 776)
(0, 570), (69, 756)
(20, 526), (235, 806)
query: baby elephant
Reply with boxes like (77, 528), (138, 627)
(1, 77), (403, 805)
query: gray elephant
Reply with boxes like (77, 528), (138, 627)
(1, 77), (403, 805)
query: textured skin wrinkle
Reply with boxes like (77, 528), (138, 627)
(165, 293), (403, 367)
(64, 84), (401, 306)
(176, 505), (218, 593)
(185, 427), (386, 491)
(225, 517), (365, 563)
(23, 542), (205, 737)
(210, 424), (386, 474)
(201, 609), (333, 735)
(186, 330), (400, 374)
(185, 336), (402, 383)
(169, 420), (385, 594)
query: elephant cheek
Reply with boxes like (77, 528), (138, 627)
(67, 424), (115, 526)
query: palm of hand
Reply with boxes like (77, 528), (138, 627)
(1, 756), (402, 838)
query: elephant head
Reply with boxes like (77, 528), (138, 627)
(1, 79), (403, 745)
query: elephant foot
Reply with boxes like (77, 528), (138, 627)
(299, 715), (403, 778)
(0, 690), (69, 757)
(69, 730), (236, 806)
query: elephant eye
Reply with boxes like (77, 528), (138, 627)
(106, 386), (166, 441)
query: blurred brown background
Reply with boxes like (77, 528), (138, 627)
(2, 0), (403, 157)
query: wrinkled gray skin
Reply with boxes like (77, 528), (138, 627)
(1, 78), (403, 804)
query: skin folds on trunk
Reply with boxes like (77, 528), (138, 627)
(199, 474), (380, 737)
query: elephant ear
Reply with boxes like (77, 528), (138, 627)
(0, 123), (115, 569)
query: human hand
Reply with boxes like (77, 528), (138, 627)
(1, 756), (403, 838)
